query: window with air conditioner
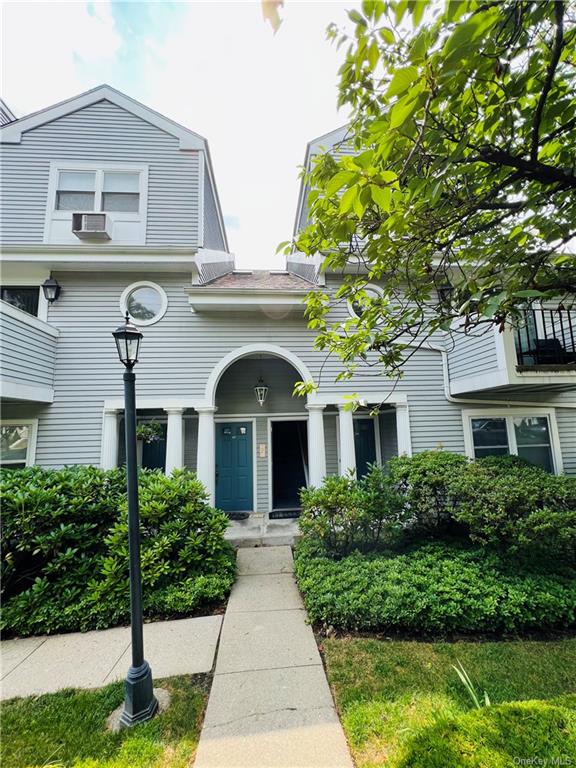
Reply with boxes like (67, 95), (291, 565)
(45, 162), (148, 245)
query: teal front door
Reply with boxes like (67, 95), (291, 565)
(216, 422), (253, 512)
(354, 418), (377, 479)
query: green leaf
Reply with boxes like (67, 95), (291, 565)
(370, 184), (392, 212)
(389, 95), (418, 128)
(386, 66), (419, 98)
(348, 9), (367, 26)
(340, 186), (357, 214)
(325, 171), (356, 197)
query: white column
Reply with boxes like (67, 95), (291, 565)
(306, 404), (326, 487)
(101, 409), (118, 470)
(338, 405), (357, 477)
(196, 406), (217, 504)
(395, 402), (412, 456)
(164, 407), (185, 475)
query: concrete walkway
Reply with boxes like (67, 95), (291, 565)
(1, 615), (222, 700)
(194, 546), (353, 768)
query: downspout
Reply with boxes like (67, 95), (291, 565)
(426, 343), (576, 409)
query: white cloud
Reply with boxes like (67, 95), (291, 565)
(1, 1), (121, 116)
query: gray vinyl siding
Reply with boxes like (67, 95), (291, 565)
(378, 409), (398, 463)
(0, 99), (201, 247)
(202, 173), (225, 250)
(557, 408), (576, 475)
(184, 417), (198, 469)
(256, 417), (268, 512)
(13, 270), (575, 479)
(447, 327), (500, 383)
(324, 414), (338, 475)
(0, 308), (57, 389)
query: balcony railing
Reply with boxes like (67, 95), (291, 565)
(515, 307), (576, 368)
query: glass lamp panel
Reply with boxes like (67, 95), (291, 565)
(58, 171), (95, 191)
(102, 193), (139, 212)
(0, 425), (29, 462)
(127, 287), (162, 321)
(103, 172), (139, 192)
(471, 417), (509, 451)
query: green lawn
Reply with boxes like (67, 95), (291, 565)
(322, 637), (576, 767)
(1, 675), (208, 768)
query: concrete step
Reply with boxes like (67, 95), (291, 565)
(224, 517), (301, 548)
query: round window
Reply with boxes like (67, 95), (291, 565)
(348, 284), (383, 320)
(120, 281), (167, 326)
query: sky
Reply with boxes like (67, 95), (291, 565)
(1, 0), (352, 268)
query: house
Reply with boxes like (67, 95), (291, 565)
(1, 89), (575, 522)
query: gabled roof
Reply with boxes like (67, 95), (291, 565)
(0, 84), (206, 149)
(292, 124), (351, 238)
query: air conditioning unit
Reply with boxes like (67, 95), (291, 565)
(72, 213), (112, 241)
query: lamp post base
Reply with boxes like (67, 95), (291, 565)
(119, 661), (158, 728)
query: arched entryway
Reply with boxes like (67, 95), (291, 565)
(213, 352), (310, 516)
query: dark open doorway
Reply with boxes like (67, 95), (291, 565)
(271, 420), (308, 517)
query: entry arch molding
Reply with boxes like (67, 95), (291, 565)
(204, 343), (316, 408)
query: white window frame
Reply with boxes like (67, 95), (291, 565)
(120, 280), (168, 327)
(0, 419), (38, 466)
(44, 161), (149, 241)
(462, 407), (563, 474)
(347, 283), (384, 320)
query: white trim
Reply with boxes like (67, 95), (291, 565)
(187, 291), (308, 313)
(461, 407), (563, 474)
(204, 344), (316, 408)
(0, 419), (38, 465)
(1, 378), (54, 403)
(0, 85), (206, 150)
(0, 299), (59, 337)
(44, 161), (149, 246)
(267, 414), (309, 512)
(119, 280), (168, 326)
(214, 416), (257, 514)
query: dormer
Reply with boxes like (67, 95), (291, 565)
(0, 85), (228, 252)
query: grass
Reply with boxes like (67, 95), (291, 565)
(322, 637), (576, 767)
(1, 674), (209, 768)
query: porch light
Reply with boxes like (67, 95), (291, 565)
(41, 277), (61, 303)
(112, 313), (143, 369)
(254, 377), (269, 407)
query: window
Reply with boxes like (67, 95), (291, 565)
(468, 412), (556, 472)
(0, 286), (40, 316)
(53, 168), (142, 214)
(56, 171), (96, 211)
(102, 172), (140, 212)
(0, 422), (37, 468)
(120, 281), (168, 326)
(348, 284), (383, 319)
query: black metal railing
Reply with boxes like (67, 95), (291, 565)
(515, 307), (576, 367)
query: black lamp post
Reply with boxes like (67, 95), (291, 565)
(112, 313), (158, 728)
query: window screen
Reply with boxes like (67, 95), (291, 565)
(102, 172), (139, 212)
(56, 171), (95, 211)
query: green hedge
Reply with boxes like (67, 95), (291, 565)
(1, 466), (235, 637)
(294, 541), (576, 634)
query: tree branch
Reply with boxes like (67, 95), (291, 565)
(530, 0), (565, 161)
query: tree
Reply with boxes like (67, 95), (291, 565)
(290, 0), (576, 383)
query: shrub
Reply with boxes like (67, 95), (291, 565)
(0, 467), (235, 637)
(449, 458), (576, 562)
(388, 451), (468, 534)
(294, 541), (576, 634)
(394, 698), (576, 768)
(299, 465), (406, 557)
